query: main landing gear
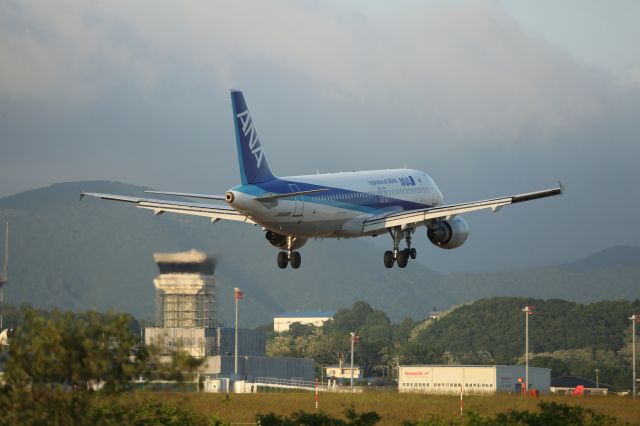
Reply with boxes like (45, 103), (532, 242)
(383, 227), (417, 268)
(277, 251), (301, 269)
(277, 236), (302, 269)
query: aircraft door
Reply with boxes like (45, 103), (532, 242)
(289, 184), (304, 217)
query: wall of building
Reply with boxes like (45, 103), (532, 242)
(325, 366), (362, 379)
(145, 327), (216, 358)
(245, 356), (314, 381)
(199, 355), (314, 381)
(495, 366), (550, 393)
(216, 328), (265, 357)
(144, 327), (265, 357)
(399, 365), (550, 394)
(399, 365), (495, 394)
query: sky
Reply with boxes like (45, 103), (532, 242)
(1, 0), (639, 273)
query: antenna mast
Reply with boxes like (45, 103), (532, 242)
(0, 223), (7, 330)
(2, 222), (7, 282)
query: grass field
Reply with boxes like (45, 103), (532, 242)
(143, 391), (640, 425)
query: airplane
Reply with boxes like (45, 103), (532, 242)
(82, 90), (563, 269)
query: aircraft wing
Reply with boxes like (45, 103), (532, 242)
(144, 190), (226, 201)
(80, 192), (255, 224)
(362, 185), (563, 233)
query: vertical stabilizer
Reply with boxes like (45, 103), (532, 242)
(230, 90), (276, 184)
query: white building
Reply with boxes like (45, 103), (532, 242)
(273, 311), (335, 332)
(325, 365), (363, 380)
(398, 365), (551, 394)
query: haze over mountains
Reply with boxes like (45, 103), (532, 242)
(0, 181), (638, 327)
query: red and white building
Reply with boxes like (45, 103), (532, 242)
(398, 365), (550, 394)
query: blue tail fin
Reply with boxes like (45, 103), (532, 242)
(231, 90), (276, 184)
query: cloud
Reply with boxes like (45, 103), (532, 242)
(0, 1), (625, 145)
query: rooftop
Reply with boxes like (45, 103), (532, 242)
(551, 375), (613, 389)
(154, 249), (216, 275)
(274, 311), (336, 319)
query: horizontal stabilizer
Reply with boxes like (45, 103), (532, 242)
(255, 188), (329, 202)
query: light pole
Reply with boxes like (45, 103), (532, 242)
(522, 306), (534, 394)
(350, 332), (355, 391)
(234, 287), (244, 376)
(630, 314), (638, 397)
(349, 332), (360, 391)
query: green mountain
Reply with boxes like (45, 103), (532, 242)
(1, 181), (639, 327)
(412, 297), (639, 362)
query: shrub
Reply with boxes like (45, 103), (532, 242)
(256, 406), (380, 426)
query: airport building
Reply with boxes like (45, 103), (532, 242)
(143, 250), (314, 384)
(398, 365), (551, 394)
(273, 310), (336, 332)
(550, 375), (611, 395)
(325, 365), (363, 380)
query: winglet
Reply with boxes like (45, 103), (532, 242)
(558, 181), (565, 196)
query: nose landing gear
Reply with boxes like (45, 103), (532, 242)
(383, 227), (417, 268)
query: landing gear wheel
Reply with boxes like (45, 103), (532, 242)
(397, 250), (409, 268)
(383, 251), (395, 268)
(410, 248), (417, 260)
(277, 251), (288, 269)
(290, 251), (302, 269)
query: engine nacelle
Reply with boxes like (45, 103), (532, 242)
(427, 216), (469, 250)
(265, 231), (307, 250)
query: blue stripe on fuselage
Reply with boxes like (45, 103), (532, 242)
(231, 178), (431, 214)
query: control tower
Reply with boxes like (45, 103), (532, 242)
(154, 250), (216, 328)
(146, 250), (217, 357)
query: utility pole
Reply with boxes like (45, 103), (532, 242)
(234, 287), (244, 376)
(631, 314), (638, 398)
(522, 306), (534, 394)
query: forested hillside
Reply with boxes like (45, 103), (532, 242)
(409, 298), (638, 363)
(265, 298), (640, 390)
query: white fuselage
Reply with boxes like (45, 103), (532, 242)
(227, 169), (443, 238)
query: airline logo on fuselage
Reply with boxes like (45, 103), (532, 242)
(399, 176), (416, 186)
(236, 109), (264, 168)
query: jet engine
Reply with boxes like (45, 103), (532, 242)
(427, 216), (469, 250)
(265, 230), (307, 250)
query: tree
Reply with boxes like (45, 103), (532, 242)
(0, 308), (149, 425)
(266, 335), (299, 358)
(3, 308), (145, 392)
(321, 332), (352, 367)
(321, 302), (393, 377)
